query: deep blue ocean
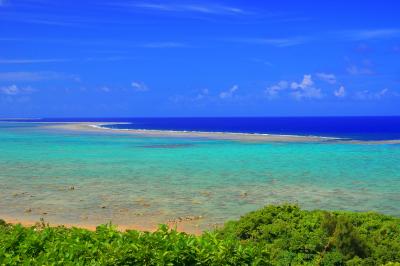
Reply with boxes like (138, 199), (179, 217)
(2, 117), (400, 140)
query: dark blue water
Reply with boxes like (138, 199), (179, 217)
(2, 117), (400, 141)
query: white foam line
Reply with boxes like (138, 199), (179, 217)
(92, 123), (342, 140)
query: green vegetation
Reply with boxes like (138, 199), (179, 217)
(1, 205), (399, 265)
(218, 205), (400, 265)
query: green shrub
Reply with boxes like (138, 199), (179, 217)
(217, 205), (400, 265)
(0, 205), (399, 265)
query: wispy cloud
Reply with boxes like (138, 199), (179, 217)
(219, 85), (238, 99)
(169, 88), (213, 104)
(0, 58), (70, 64)
(355, 88), (389, 100)
(229, 28), (400, 49)
(251, 58), (273, 66)
(100, 86), (111, 93)
(0, 84), (35, 95)
(0, 10), (86, 27)
(316, 73), (336, 84)
(195, 88), (209, 100)
(340, 29), (400, 41)
(140, 42), (187, 48)
(0, 57), (135, 64)
(131, 81), (148, 92)
(233, 37), (308, 47)
(83, 56), (134, 62)
(346, 65), (374, 75)
(116, 2), (247, 16)
(354, 43), (372, 54)
(0, 71), (80, 82)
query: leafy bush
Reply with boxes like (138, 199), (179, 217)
(217, 205), (400, 265)
(0, 205), (399, 265)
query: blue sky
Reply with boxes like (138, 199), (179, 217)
(0, 0), (399, 117)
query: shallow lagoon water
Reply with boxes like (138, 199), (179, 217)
(0, 122), (399, 231)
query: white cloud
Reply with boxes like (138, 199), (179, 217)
(291, 87), (322, 100)
(219, 85), (238, 99)
(346, 64), (374, 75)
(234, 37), (308, 47)
(342, 29), (400, 41)
(131, 81), (148, 92)
(100, 86), (111, 93)
(141, 42), (187, 48)
(195, 88), (209, 100)
(120, 2), (246, 16)
(265, 75), (322, 100)
(0, 85), (34, 95)
(291, 74), (313, 89)
(0, 58), (70, 64)
(316, 73), (336, 84)
(265, 81), (288, 97)
(0, 85), (19, 95)
(379, 88), (389, 97)
(334, 85), (346, 97)
(251, 58), (273, 66)
(227, 28), (400, 49)
(355, 88), (390, 100)
(0, 71), (79, 82)
(290, 75), (322, 100)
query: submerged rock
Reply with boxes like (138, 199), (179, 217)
(169, 215), (203, 223)
(240, 192), (248, 198)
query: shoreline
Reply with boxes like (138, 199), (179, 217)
(42, 122), (400, 144)
(1, 216), (204, 235)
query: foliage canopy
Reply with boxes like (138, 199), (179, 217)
(1, 205), (399, 265)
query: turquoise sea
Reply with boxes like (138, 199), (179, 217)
(0, 122), (399, 231)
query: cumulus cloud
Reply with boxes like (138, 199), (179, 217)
(219, 85), (238, 99)
(334, 85), (346, 97)
(290, 75), (322, 100)
(265, 75), (323, 100)
(131, 81), (148, 92)
(316, 73), (336, 84)
(265, 81), (288, 97)
(291, 74), (313, 89)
